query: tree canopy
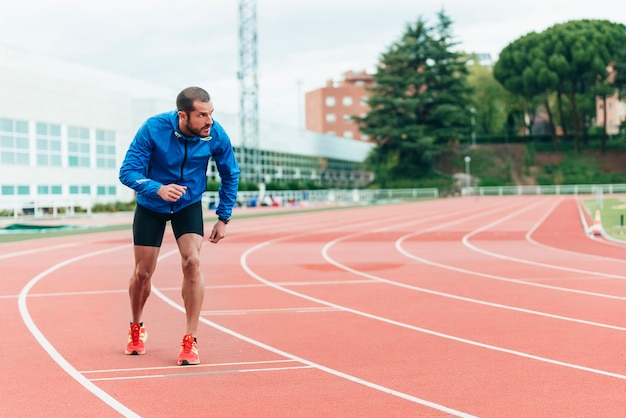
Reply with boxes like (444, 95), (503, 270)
(356, 10), (472, 186)
(494, 19), (626, 153)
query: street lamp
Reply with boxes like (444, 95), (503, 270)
(470, 107), (476, 146)
(464, 156), (471, 191)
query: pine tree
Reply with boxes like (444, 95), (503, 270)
(357, 10), (472, 185)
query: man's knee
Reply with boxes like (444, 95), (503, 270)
(133, 265), (154, 283)
(181, 253), (201, 274)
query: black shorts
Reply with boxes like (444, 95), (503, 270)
(133, 201), (204, 247)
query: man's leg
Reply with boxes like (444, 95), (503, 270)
(129, 245), (160, 323)
(125, 204), (166, 355)
(176, 233), (204, 335)
(175, 232), (204, 365)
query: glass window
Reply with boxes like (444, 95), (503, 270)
(342, 96), (353, 106)
(0, 118), (12, 131)
(325, 113), (336, 123)
(95, 129), (116, 168)
(15, 121), (28, 133)
(325, 96), (335, 106)
(1, 185), (15, 195)
(0, 118), (29, 166)
(1, 152), (14, 164)
(35, 122), (62, 168)
(67, 125), (91, 168)
(17, 185), (30, 195)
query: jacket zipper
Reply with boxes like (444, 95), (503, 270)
(171, 140), (189, 214)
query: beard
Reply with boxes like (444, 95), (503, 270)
(186, 120), (210, 137)
(183, 113), (211, 137)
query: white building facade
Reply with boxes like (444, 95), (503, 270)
(0, 45), (373, 215)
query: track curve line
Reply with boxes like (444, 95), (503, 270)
(150, 248), (476, 418)
(229, 224), (626, 408)
(460, 199), (626, 281)
(393, 199), (626, 299)
(18, 244), (139, 418)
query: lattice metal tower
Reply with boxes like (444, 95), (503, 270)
(238, 0), (260, 184)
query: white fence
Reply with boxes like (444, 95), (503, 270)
(7, 183), (626, 220)
(203, 188), (439, 209)
(0, 189), (439, 220)
(0, 195), (94, 218)
(461, 184), (626, 197)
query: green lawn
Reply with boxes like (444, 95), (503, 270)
(583, 197), (626, 241)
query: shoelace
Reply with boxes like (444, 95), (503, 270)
(130, 324), (141, 344)
(181, 336), (194, 353)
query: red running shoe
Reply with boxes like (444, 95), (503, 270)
(125, 323), (147, 355)
(177, 334), (200, 366)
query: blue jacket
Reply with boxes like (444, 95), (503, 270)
(119, 110), (240, 217)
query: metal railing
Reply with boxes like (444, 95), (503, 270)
(461, 184), (626, 196)
(203, 188), (439, 208)
(0, 195), (94, 218)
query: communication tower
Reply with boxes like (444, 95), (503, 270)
(238, 0), (260, 184)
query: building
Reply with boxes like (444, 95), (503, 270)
(596, 92), (626, 135)
(305, 70), (374, 141)
(0, 45), (373, 216)
(595, 63), (626, 135)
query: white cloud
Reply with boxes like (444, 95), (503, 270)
(1, 0), (624, 127)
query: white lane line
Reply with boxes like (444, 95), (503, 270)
(461, 198), (626, 280)
(525, 197), (626, 258)
(201, 307), (341, 315)
(80, 359), (299, 374)
(391, 197), (626, 300)
(88, 365), (315, 382)
(151, 247), (476, 418)
(234, 199), (626, 384)
(0, 280), (375, 300)
(244, 235), (626, 383)
(18, 244), (140, 418)
(0, 242), (78, 259)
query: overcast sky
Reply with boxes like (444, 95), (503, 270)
(1, 1), (624, 128)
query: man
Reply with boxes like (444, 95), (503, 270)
(119, 86), (240, 365)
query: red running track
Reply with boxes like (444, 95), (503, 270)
(2, 195), (626, 417)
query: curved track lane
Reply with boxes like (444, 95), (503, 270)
(2, 196), (626, 417)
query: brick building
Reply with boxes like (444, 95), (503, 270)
(305, 70), (374, 141)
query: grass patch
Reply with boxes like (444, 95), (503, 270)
(583, 197), (626, 241)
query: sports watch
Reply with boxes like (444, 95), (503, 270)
(218, 216), (230, 224)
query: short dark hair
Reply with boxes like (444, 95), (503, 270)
(176, 87), (211, 112)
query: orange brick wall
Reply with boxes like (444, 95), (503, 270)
(305, 71), (373, 142)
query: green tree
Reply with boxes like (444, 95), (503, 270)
(494, 31), (560, 147)
(466, 56), (508, 136)
(356, 10), (472, 185)
(494, 20), (626, 152)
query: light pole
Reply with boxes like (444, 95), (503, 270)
(470, 107), (476, 146)
(464, 156), (471, 190)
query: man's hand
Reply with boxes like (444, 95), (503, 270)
(157, 184), (187, 202)
(209, 220), (226, 244)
